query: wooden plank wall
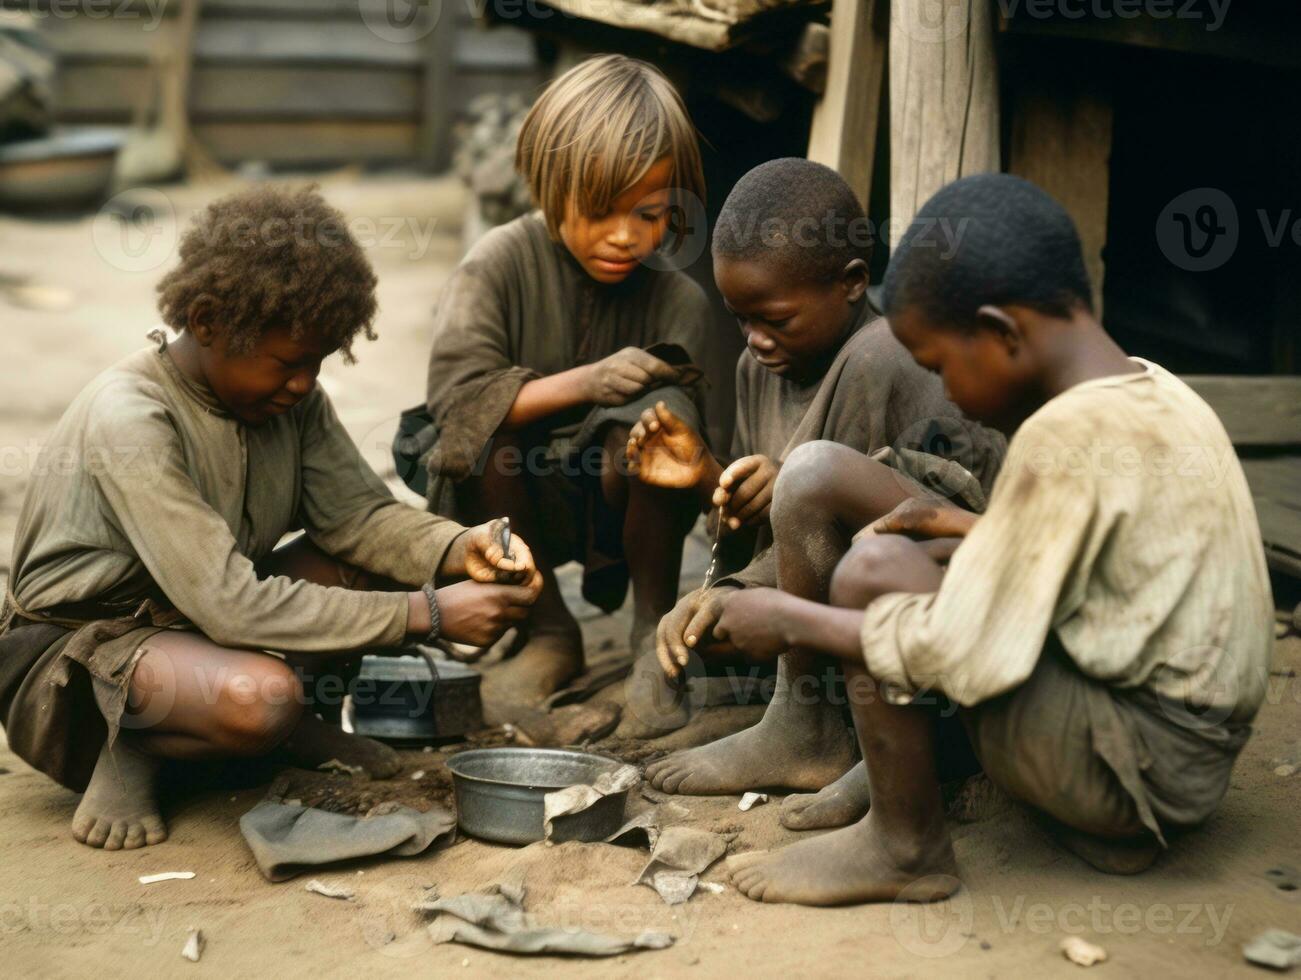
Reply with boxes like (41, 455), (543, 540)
(8, 0), (541, 167)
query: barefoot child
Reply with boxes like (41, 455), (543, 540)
(416, 55), (710, 725)
(625, 158), (1004, 742)
(0, 185), (541, 850)
(711, 173), (1274, 905)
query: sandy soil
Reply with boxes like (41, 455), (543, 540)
(1, 175), (1298, 978)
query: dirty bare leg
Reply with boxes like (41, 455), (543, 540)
(781, 759), (871, 831)
(648, 443), (919, 793)
(73, 633), (306, 850)
(728, 538), (960, 905)
(609, 423), (699, 737)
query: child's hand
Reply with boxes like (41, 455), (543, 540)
(713, 587), (789, 661)
(460, 520), (542, 596)
(656, 584), (738, 678)
(583, 347), (680, 406)
(436, 580), (537, 647)
(860, 497), (977, 542)
(626, 400), (711, 489)
(711, 455), (778, 531)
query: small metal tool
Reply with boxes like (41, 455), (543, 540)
(701, 501), (726, 591)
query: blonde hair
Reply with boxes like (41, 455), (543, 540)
(516, 54), (706, 238)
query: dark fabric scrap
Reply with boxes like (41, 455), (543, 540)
(239, 800), (456, 882)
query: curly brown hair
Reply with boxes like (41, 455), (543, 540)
(156, 184), (378, 362)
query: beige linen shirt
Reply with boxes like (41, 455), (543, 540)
(861, 359), (1273, 721)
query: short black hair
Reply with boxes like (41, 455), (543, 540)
(882, 173), (1092, 327)
(156, 184), (378, 362)
(712, 157), (872, 283)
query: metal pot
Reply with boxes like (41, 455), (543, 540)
(447, 747), (629, 845)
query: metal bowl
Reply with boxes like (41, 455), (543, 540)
(447, 747), (629, 845)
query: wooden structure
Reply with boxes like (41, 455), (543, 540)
(9, 0), (543, 168)
(1184, 376), (1301, 585)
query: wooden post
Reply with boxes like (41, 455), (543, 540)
(888, 0), (1000, 237)
(1008, 81), (1113, 314)
(420, 2), (457, 172)
(806, 0), (886, 208)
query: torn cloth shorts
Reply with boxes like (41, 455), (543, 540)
(0, 611), (170, 792)
(961, 638), (1252, 846)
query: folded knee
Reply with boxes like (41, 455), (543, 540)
(772, 441), (854, 522)
(213, 661), (304, 754)
(829, 535), (919, 609)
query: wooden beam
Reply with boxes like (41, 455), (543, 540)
(806, 0), (885, 208)
(998, 6), (1301, 73)
(1008, 78), (1112, 315)
(1182, 376), (1301, 447)
(419, 12), (458, 172)
(1240, 456), (1301, 581)
(888, 0), (1000, 233)
(193, 119), (419, 164)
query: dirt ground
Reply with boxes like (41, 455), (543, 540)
(1, 175), (1298, 978)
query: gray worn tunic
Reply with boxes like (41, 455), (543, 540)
(2, 340), (465, 789)
(421, 211), (711, 608)
(423, 211), (711, 486)
(723, 312), (1007, 590)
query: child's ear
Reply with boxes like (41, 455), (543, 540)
(974, 304), (1023, 355)
(840, 258), (869, 304)
(186, 297), (217, 347)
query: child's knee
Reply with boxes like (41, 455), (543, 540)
(213, 661), (304, 754)
(829, 535), (918, 608)
(772, 441), (853, 523)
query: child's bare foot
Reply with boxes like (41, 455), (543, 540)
(645, 696), (855, 795)
(279, 712), (401, 779)
(727, 810), (959, 906)
(781, 760), (870, 830)
(480, 629), (584, 724)
(1053, 824), (1161, 875)
(616, 641), (690, 738)
(72, 738), (167, 850)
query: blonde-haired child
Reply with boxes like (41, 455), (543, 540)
(416, 55), (711, 734)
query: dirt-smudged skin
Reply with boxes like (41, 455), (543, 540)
(780, 760), (871, 830)
(71, 739), (167, 850)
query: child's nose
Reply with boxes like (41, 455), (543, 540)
(744, 326), (777, 351)
(286, 370), (316, 396)
(608, 217), (635, 248)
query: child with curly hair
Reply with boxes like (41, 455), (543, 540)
(0, 184), (541, 850)
(416, 55), (712, 733)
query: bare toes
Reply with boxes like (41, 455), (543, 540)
(142, 816), (168, 845)
(726, 851), (767, 875)
(104, 820), (129, 850)
(85, 819), (111, 848)
(123, 824), (147, 850)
